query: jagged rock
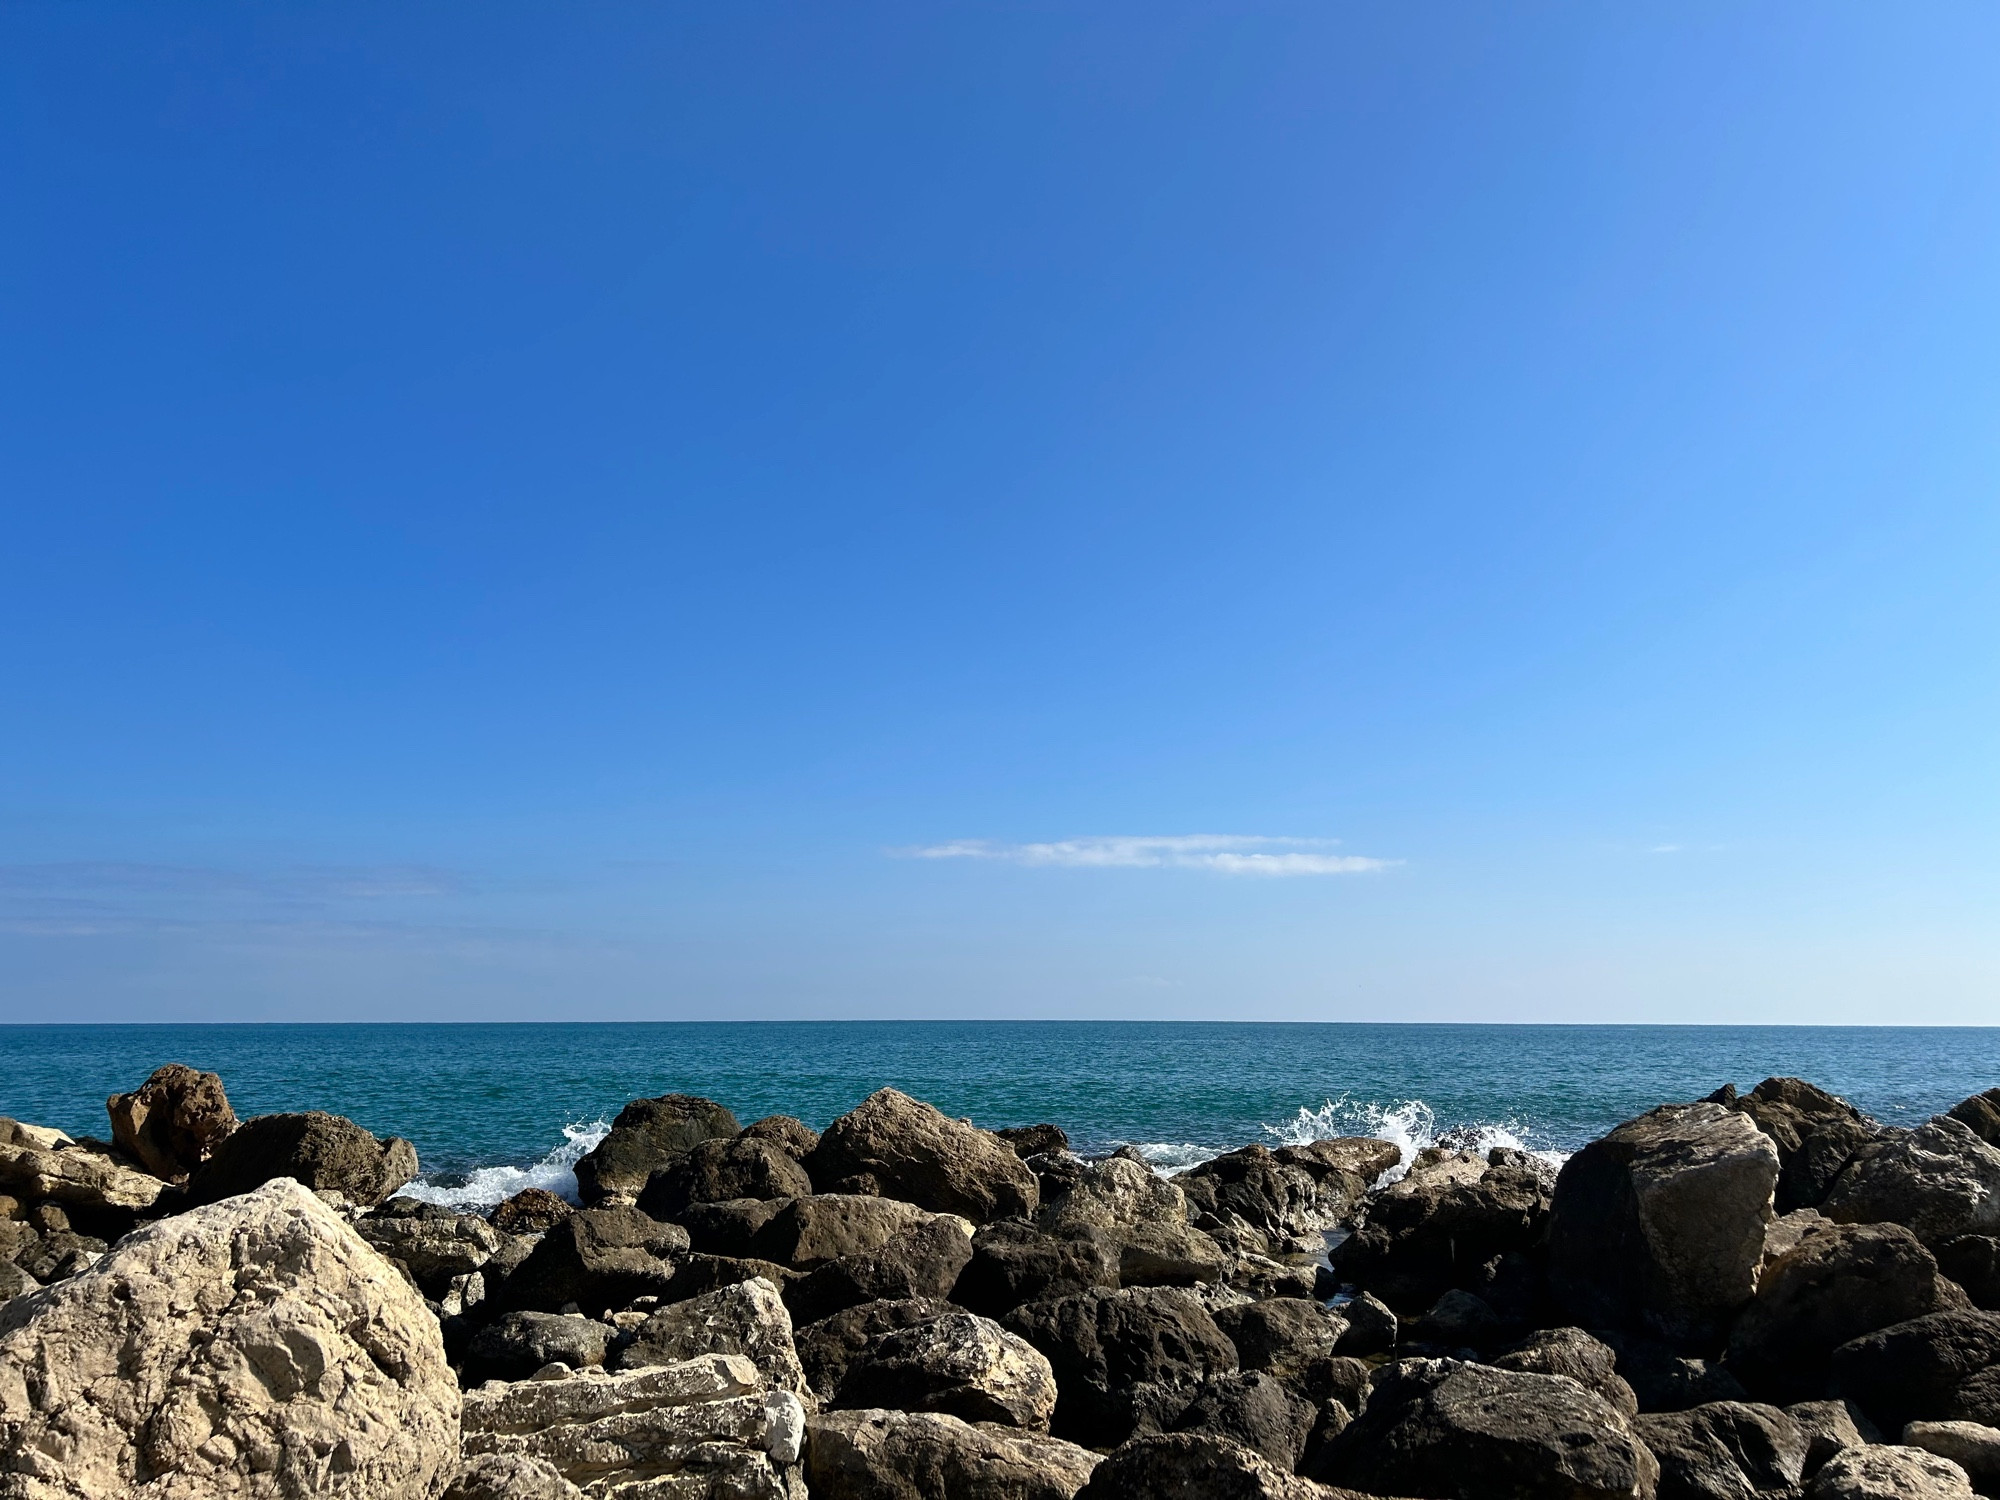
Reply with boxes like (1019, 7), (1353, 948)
(952, 1221), (1121, 1317)
(1213, 1298), (1345, 1384)
(806, 1408), (1100, 1500)
(443, 1453), (584, 1500)
(1809, 1445), (1975, 1498)
(15, 1229), (106, 1284)
(458, 1352), (805, 1499)
(1000, 1125), (1071, 1159)
(1003, 1285), (1239, 1449)
(1179, 1147), (1330, 1242)
(1786, 1401), (1876, 1475)
(1169, 1371), (1318, 1469)
(104, 1063), (237, 1182)
(613, 1276), (806, 1396)
(635, 1137), (812, 1219)
(1309, 1358), (1660, 1499)
(835, 1309), (1058, 1429)
(1906, 1421), (2000, 1493)
(740, 1116), (820, 1161)
(806, 1089), (1038, 1224)
(492, 1205), (690, 1315)
(1076, 1432), (1347, 1500)
(1951, 1093), (2000, 1149)
(1823, 1119), (2000, 1249)
(0, 1138), (166, 1227)
(1334, 1291), (1399, 1357)
(185, 1110), (418, 1208)
(0, 1121), (72, 1152)
(1407, 1288), (1507, 1351)
(747, 1194), (931, 1269)
(491, 1188), (573, 1236)
(1632, 1402), (1808, 1500)
(1718, 1079), (1879, 1215)
(0, 1177), (457, 1498)
(0, 1263), (38, 1302)
(1831, 1310), (2000, 1432)
(666, 1252), (800, 1303)
(571, 1095), (740, 1206)
(467, 1311), (611, 1381)
(784, 1215), (974, 1325)
(795, 1297), (950, 1401)
(1038, 1157), (1225, 1287)
(1273, 1137), (1405, 1223)
(671, 1197), (786, 1257)
(361, 1199), (505, 1297)
(1548, 1103), (1779, 1348)
(1223, 1252), (1321, 1302)
(1492, 1327), (1639, 1419)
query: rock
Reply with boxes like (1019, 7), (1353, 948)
(634, 1136), (812, 1219)
(1939, 1239), (2000, 1312)
(1831, 1310), (2000, 1432)
(741, 1115), (820, 1160)
(1720, 1079), (1879, 1215)
(1906, 1422), (2000, 1493)
(1170, 1371), (1319, 1469)
(467, 1311), (611, 1381)
(796, 1297), (951, 1401)
(0, 1138), (166, 1228)
(185, 1110), (418, 1208)
(491, 1188), (573, 1236)
(1952, 1093), (2000, 1149)
(1728, 1220), (1950, 1401)
(1336, 1147), (1556, 1316)
(1548, 1102), (1780, 1348)
(0, 1177), (457, 1498)
(1273, 1137), (1405, 1221)
(785, 1214), (974, 1325)
(458, 1352), (804, 1498)
(571, 1094), (740, 1206)
(1786, 1401), (1877, 1475)
(666, 1251), (800, 1303)
(806, 1407), (1100, 1500)
(1492, 1327), (1640, 1419)
(1075, 1432), (1345, 1500)
(443, 1452), (584, 1500)
(835, 1308), (1059, 1429)
(1809, 1445), (1975, 1499)
(0, 1263), (39, 1302)
(1334, 1291), (1399, 1357)
(1223, 1252), (1321, 1302)
(1310, 1358), (1659, 1499)
(1407, 1288), (1507, 1351)
(1822, 1119), (2000, 1248)
(952, 1221), (1122, 1318)
(15, 1229), (106, 1284)
(613, 1275), (807, 1396)
(1179, 1147), (1331, 1242)
(1003, 1286), (1239, 1449)
(1001, 1125), (1071, 1159)
(806, 1089), (1039, 1224)
(1632, 1402), (1808, 1500)
(0, 1121), (72, 1152)
(360, 1199), (505, 1297)
(492, 1204), (690, 1314)
(104, 1063), (237, 1182)
(671, 1196), (788, 1258)
(1213, 1298), (1345, 1383)
(1038, 1157), (1225, 1287)
(747, 1193), (931, 1269)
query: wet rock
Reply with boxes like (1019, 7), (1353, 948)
(1718, 1078), (1879, 1215)
(806, 1088), (1039, 1224)
(785, 1213), (975, 1325)
(185, 1109), (419, 1208)
(1078, 1431), (1346, 1500)
(740, 1114), (820, 1161)
(835, 1308), (1059, 1430)
(1809, 1444), (1975, 1498)
(1179, 1146), (1330, 1243)
(0, 1177), (457, 1499)
(635, 1136), (812, 1219)
(954, 1220), (1122, 1318)
(1273, 1137), (1405, 1222)
(104, 1062), (237, 1182)
(1785, 1401), (1877, 1476)
(747, 1193), (932, 1269)
(796, 1296), (951, 1401)
(1822, 1119), (2000, 1248)
(1170, 1371), (1319, 1469)
(492, 1203), (690, 1314)
(1038, 1156), (1225, 1287)
(1549, 1102), (1779, 1349)
(1492, 1327), (1640, 1419)
(1632, 1401), (1808, 1500)
(490, 1187), (572, 1236)
(1001, 1125), (1071, 1159)
(443, 1452), (584, 1500)
(467, 1310), (611, 1382)
(571, 1094), (740, 1206)
(613, 1275), (807, 1396)
(1831, 1309), (2000, 1432)
(360, 1198), (505, 1297)
(807, 1407), (1100, 1500)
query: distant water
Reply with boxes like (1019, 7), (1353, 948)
(4, 1022), (1997, 1209)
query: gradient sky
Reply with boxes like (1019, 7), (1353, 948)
(4, 4), (1997, 1023)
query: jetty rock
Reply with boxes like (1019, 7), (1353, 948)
(832, 1308), (1059, 1430)
(1821, 1116), (2000, 1248)
(185, 1110), (418, 1209)
(0, 1177), (458, 1500)
(806, 1407), (1100, 1500)
(104, 1063), (238, 1184)
(572, 1095), (740, 1206)
(805, 1088), (1039, 1224)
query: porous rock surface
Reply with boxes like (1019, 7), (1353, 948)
(186, 1110), (419, 1208)
(833, 1308), (1058, 1430)
(806, 1088), (1038, 1224)
(806, 1407), (1099, 1500)
(104, 1063), (238, 1183)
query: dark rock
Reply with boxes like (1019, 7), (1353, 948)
(1633, 1401), (1808, 1500)
(1213, 1298), (1344, 1381)
(359, 1200), (503, 1297)
(1038, 1156), (1226, 1287)
(661, 1251), (799, 1303)
(1904, 1421), (2000, 1494)
(184, 1111), (418, 1208)
(491, 1204), (690, 1314)
(635, 1136), (811, 1219)
(805, 1408), (1101, 1500)
(1001, 1125), (1071, 1159)
(785, 1215), (975, 1325)
(104, 1063), (237, 1182)
(1169, 1371), (1319, 1470)
(1334, 1291), (1399, 1357)
(1950, 1092), (2000, 1150)
(1784, 1400), (1877, 1475)
(740, 1115), (820, 1161)
(1548, 1102), (1780, 1349)
(611, 1274), (805, 1394)
(795, 1296), (951, 1401)
(1610, 1336), (1750, 1414)
(0, 1262), (38, 1301)
(489, 1188), (572, 1236)
(1078, 1434), (1334, 1500)
(806, 1088), (1039, 1224)
(571, 1094), (739, 1205)
(1939, 1238), (2000, 1312)
(835, 1309), (1059, 1430)
(1723, 1078), (1879, 1215)
(16, 1230), (105, 1283)
(674, 1196), (787, 1257)
(1822, 1119), (2000, 1248)
(1026, 1150), (1088, 1205)
(1831, 1309), (2000, 1432)
(1492, 1327), (1639, 1419)
(465, 1311), (610, 1382)
(1003, 1286), (1238, 1449)
(953, 1220), (1122, 1318)
(1221, 1253), (1320, 1303)
(1179, 1147), (1329, 1243)
(748, 1193), (933, 1269)
(1273, 1137), (1404, 1220)
(1407, 1288), (1507, 1351)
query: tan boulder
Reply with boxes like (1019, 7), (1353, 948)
(106, 1063), (237, 1182)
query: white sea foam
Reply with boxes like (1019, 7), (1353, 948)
(402, 1118), (611, 1210)
(1125, 1142), (1223, 1174)
(1262, 1095), (1567, 1181)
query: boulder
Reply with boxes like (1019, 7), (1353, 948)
(185, 1110), (419, 1208)
(806, 1407), (1100, 1500)
(1038, 1157), (1225, 1287)
(458, 1352), (804, 1498)
(835, 1309), (1059, 1429)
(1809, 1445), (1975, 1499)
(1003, 1285), (1239, 1449)
(795, 1297), (951, 1402)
(784, 1214), (974, 1326)
(740, 1115), (820, 1161)
(1548, 1103), (1780, 1348)
(612, 1275), (807, 1396)
(1310, 1358), (1660, 1499)
(1906, 1422), (2000, 1493)
(443, 1453), (583, 1500)
(1492, 1327), (1640, 1419)
(0, 1263), (38, 1302)
(673, 1197), (787, 1257)
(1170, 1371), (1319, 1469)
(1823, 1120), (2000, 1249)
(664, 1252), (799, 1304)
(952, 1221), (1122, 1318)
(1939, 1238), (2000, 1312)
(1213, 1298), (1346, 1384)
(1632, 1402), (1808, 1500)
(747, 1193), (931, 1269)
(1831, 1310), (2000, 1432)
(1785, 1401), (1876, 1475)
(490, 1188), (572, 1236)
(634, 1136), (812, 1219)
(1000, 1125), (1071, 1159)
(360, 1199), (505, 1297)
(1273, 1137), (1405, 1222)
(0, 1138), (166, 1228)
(1951, 1093), (2000, 1149)
(15, 1229), (107, 1285)
(466, 1311), (611, 1381)
(806, 1089), (1038, 1224)
(1223, 1252), (1321, 1302)
(1717, 1079), (1879, 1215)
(104, 1063), (237, 1182)
(1178, 1147), (1330, 1242)
(491, 1204), (690, 1315)
(1335, 1291), (1399, 1357)
(1075, 1432), (1349, 1500)
(0, 1177), (457, 1498)
(1407, 1288), (1508, 1351)
(570, 1094), (740, 1206)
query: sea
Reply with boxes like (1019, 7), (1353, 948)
(4, 1022), (1997, 1211)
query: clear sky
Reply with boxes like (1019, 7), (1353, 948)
(3, 4), (1997, 1024)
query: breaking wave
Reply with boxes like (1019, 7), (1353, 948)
(401, 1118), (611, 1210)
(1263, 1095), (1568, 1181)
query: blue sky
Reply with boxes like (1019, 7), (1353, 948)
(3, 3), (1997, 1023)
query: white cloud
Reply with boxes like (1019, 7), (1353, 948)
(896, 835), (1395, 876)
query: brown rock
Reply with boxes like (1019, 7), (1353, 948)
(807, 1089), (1038, 1224)
(104, 1063), (237, 1183)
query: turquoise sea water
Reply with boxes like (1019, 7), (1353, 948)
(4, 1023), (1998, 1206)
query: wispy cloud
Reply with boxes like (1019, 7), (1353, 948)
(895, 835), (1395, 877)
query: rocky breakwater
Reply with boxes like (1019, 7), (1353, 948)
(11, 1069), (2000, 1498)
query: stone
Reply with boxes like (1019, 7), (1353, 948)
(491, 1189), (573, 1236)
(1822, 1119), (2000, 1248)
(104, 1063), (237, 1182)
(0, 1122), (72, 1152)
(1000, 1125), (1071, 1159)
(361, 1199), (506, 1297)
(1952, 1093), (2000, 1149)
(1548, 1102), (1780, 1348)
(0, 1263), (39, 1302)
(1939, 1238), (2000, 1312)
(784, 1214), (974, 1325)
(741, 1115), (820, 1160)
(1906, 1422), (2000, 1493)
(0, 1139), (166, 1227)
(1719, 1079), (1880, 1215)
(806, 1407), (1100, 1500)
(571, 1095), (740, 1206)
(1632, 1402), (1808, 1500)
(1003, 1286), (1239, 1449)
(613, 1276), (807, 1397)
(1334, 1291), (1398, 1357)
(796, 1297), (951, 1401)
(1170, 1372), (1319, 1469)
(674, 1197), (788, 1257)
(806, 1089), (1039, 1224)
(1076, 1432), (1345, 1500)
(1178, 1147), (1331, 1242)
(1273, 1137), (1405, 1223)
(1831, 1310), (2000, 1433)
(835, 1308), (1058, 1429)
(634, 1137), (812, 1220)
(1213, 1298), (1345, 1383)
(15, 1230), (106, 1284)
(1809, 1445), (1975, 1499)
(492, 1205), (690, 1315)
(1786, 1401), (1877, 1475)
(1310, 1358), (1659, 1500)
(443, 1453), (584, 1500)
(467, 1311), (612, 1382)
(1223, 1252), (1321, 1302)
(747, 1193), (931, 1269)
(952, 1221), (1122, 1318)
(664, 1251), (800, 1304)
(185, 1110), (419, 1208)
(1038, 1157), (1225, 1287)
(1407, 1288), (1507, 1351)
(1492, 1327), (1640, 1419)
(0, 1177), (457, 1499)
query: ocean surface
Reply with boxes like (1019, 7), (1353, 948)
(4, 1022), (1998, 1209)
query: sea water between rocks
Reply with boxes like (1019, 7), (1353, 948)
(5, 1020), (1997, 1211)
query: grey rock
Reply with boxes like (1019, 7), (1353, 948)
(468, 1311), (611, 1382)
(1632, 1401), (1808, 1500)
(1823, 1119), (2000, 1248)
(806, 1088), (1039, 1224)
(185, 1109), (418, 1208)
(806, 1407), (1100, 1500)
(784, 1214), (974, 1325)
(1939, 1238), (2000, 1312)
(740, 1115), (820, 1161)
(571, 1094), (740, 1206)
(443, 1453), (584, 1500)
(635, 1136), (812, 1220)
(1831, 1310), (2000, 1433)
(1334, 1291), (1398, 1357)
(1785, 1401), (1877, 1476)
(493, 1204), (690, 1315)
(952, 1220), (1122, 1317)
(1178, 1146), (1331, 1242)
(747, 1193), (932, 1269)
(1077, 1432), (1337, 1499)
(673, 1196), (787, 1258)
(1720, 1078), (1879, 1215)
(0, 1138), (167, 1225)
(1493, 1327), (1639, 1419)
(1170, 1371), (1319, 1470)
(614, 1275), (806, 1396)
(1038, 1156), (1225, 1287)
(999, 1125), (1071, 1159)
(1407, 1287), (1507, 1351)
(795, 1296), (951, 1401)
(835, 1309), (1058, 1430)
(361, 1199), (505, 1296)
(1809, 1444), (1975, 1499)
(1906, 1421), (2000, 1493)
(1213, 1298), (1345, 1381)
